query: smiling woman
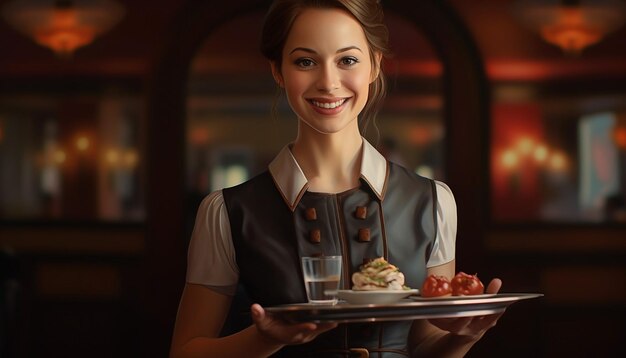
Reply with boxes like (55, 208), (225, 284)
(271, 8), (377, 140)
(171, 1), (503, 357)
(184, 6), (448, 201)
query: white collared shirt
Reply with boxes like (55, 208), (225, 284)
(186, 140), (457, 295)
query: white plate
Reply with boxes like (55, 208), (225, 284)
(337, 289), (419, 304)
(412, 293), (497, 301)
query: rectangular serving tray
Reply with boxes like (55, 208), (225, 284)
(265, 293), (543, 323)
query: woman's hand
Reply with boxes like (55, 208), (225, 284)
(427, 278), (504, 339)
(251, 304), (338, 346)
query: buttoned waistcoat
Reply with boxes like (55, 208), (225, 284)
(222, 162), (438, 357)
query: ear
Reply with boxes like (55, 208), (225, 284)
(270, 61), (284, 88)
(370, 51), (383, 84)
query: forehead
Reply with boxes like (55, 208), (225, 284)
(284, 7), (369, 53)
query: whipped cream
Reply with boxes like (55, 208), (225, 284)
(351, 257), (407, 291)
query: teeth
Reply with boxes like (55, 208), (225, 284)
(311, 99), (346, 109)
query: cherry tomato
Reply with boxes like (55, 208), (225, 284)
(451, 272), (484, 296)
(420, 275), (452, 297)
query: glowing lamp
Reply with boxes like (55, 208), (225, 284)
(1, 0), (125, 58)
(513, 0), (626, 55)
(501, 150), (520, 170)
(53, 149), (66, 164)
(76, 135), (90, 151)
(614, 124), (626, 149)
(533, 144), (549, 163)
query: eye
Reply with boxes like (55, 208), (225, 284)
(339, 57), (359, 67)
(294, 58), (315, 68)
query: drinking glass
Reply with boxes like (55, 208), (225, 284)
(301, 256), (342, 304)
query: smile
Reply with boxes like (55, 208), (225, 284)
(309, 98), (347, 109)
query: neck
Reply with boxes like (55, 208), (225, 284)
(292, 125), (363, 193)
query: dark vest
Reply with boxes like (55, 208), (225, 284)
(222, 162), (437, 357)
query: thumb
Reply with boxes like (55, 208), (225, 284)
(486, 278), (502, 294)
(251, 303), (266, 324)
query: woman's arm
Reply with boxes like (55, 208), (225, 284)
(407, 261), (504, 358)
(170, 283), (337, 358)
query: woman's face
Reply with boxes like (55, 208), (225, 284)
(273, 8), (379, 135)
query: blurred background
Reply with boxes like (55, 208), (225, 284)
(0, 0), (625, 356)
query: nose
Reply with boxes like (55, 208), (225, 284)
(316, 63), (340, 92)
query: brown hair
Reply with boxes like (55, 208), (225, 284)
(261, 0), (390, 130)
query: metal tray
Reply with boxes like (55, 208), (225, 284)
(265, 293), (543, 323)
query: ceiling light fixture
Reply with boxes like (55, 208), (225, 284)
(1, 0), (125, 58)
(513, 0), (626, 56)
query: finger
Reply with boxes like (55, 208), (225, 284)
(429, 316), (472, 333)
(448, 317), (473, 332)
(468, 310), (505, 332)
(486, 278), (502, 294)
(314, 322), (339, 332)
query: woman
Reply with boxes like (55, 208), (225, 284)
(170, 1), (503, 357)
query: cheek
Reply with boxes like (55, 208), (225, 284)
(347, 68), (373, 96)
(283, 72), (309, 98)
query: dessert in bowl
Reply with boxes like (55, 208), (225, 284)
(337, 257), (418, 304)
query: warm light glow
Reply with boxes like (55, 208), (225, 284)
(514, 0), (626, 55)
(1, 0), (125, 58)
(53, 149), (66, 164)
(549, 152), (567, 171)
(76, 136), (90, 151)
(614, 126), (626, 149)
(501, 150), (519, 170)
(533, 145), (548, 163)
(189, 127), (211, 145)
(540, 7), (604, 55)
(34, 7), (94, 56)
(517, 137), (535, 155)
(105, 148), (138, 168)
(415, 165), (434, 179)
(123, 150), (138, 168)
(106, 149), (119, 164)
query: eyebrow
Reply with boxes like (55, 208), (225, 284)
(289, 46), (363, 55)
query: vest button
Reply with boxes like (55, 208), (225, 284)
(310, 229), (321, 243)
(358, 228), (370, 242)
(355, 206), (367, 219)
(305, 207), (317, 221)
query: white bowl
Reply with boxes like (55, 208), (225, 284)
(337, 289), (419, 304)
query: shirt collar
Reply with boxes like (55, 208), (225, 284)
(268, 139), (389, 211)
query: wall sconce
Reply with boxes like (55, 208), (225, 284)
(513, 0), (626, 55)
(53, 148), (67, 164)
(76, 135), (90, 151)
(104, 148), (139, 169)
(501, 137), (569, 173)
(613, 115), (626, 150)
(1, 0), (125, 58)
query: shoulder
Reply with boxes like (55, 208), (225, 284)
(195, 190), (227, 223)
(222, 170), (272, 197)
(384, 162), (436, 203)
(433, 180), (457, 232)
(387, 162), (432, 187)
(200, 189), (224, 206)
(433, 180), (456, 208)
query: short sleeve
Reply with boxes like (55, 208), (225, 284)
(426, 181), (457, 268)
(186, 190), (239, 295)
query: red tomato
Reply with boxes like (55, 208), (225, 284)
(451, 272), (484, 296)
(420, 275), (452, 297)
